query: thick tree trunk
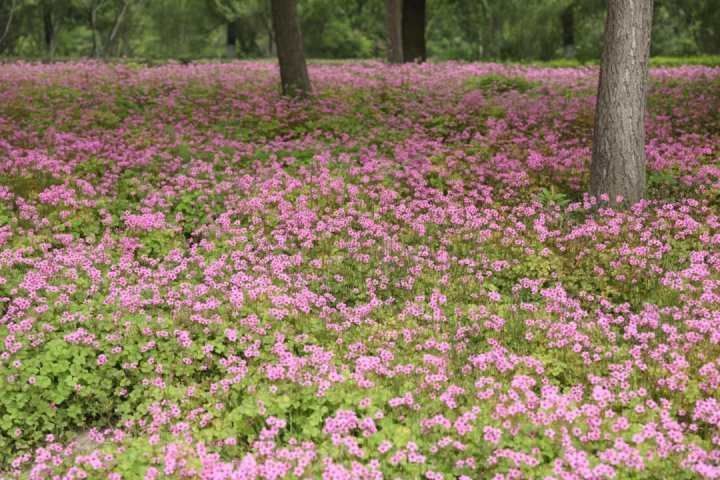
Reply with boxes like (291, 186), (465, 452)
(590, 0), (653, 206)
(385, 0), (403, 63)
(401, 0), (425, 63)
(561, 5), (575, 58)
(270, 0), (311, 96)
(226, 20), (238, 58)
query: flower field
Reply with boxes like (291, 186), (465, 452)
(1, 61), (720, 479)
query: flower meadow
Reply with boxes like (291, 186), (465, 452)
(1, 60), (720, 480)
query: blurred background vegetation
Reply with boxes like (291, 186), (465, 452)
(0, 0), (719, 63)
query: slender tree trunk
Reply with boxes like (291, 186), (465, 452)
(226, 19), (238, 58)
(401, 0), (426, 62)
(0, 0), (17, 51)
(107, 0), (129, 57)
(270, 0), (311, 96)
(561, 5), (575, 58)
(90, 2), (103, 58)
(590, 0), (654, 206)
(385, 0), (403, 63)
(42, 7), (56, 57)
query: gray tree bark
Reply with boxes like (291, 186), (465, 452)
(385, 0), (403, 63)
(590, 0), (654, 206)
(270, 0), (311, 96)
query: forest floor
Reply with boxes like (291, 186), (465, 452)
(1, 61), (720, 479)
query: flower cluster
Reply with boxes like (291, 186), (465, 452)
(0, 61), (719, 479)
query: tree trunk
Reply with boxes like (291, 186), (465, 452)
(401, 0), (426, 62)
(42, 7), (57, 57)
(90, 2), (103, 58)
(385, 0), (403, 63)
(0, 0), (17, 52)
(561, 5), (575, 58)
(107, 0), (129, 57)
(270, 0), (311, 96)
(590, 0), (653, 207)
(226, 19), (238, 58)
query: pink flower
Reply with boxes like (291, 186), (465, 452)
(123, 212), (167, 230)
(483, 426), (502, 444)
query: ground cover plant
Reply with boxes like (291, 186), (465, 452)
(1, 61), (720, 479)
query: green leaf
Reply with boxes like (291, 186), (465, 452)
(35, 376), (52, 388)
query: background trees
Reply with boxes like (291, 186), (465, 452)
(71, 0), (136, 58)
(0, 0), (717, 61)
(207, 0), (266, 58)
(0, 0), (19, 54)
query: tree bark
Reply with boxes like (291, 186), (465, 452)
(42, 6), (56, 57)
(385, 0), (403, 63)
(561, 5), (575, 58)
(401, 0), (426, 62)
(89, 1), (104, 58)
(590, 0), (653, 207)
(0, 0), (16, 51)
(270, 0), (311, 96)
(107, 0), (129, 57)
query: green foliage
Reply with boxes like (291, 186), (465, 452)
(74, 156), (108, 178)
(465, 74), (540, 94)
(537, 185), (571, 208)
(301, 0), (378, 59)
(0, 203), (11, 227)
(93, 108), (123, 129)
(173, 190), (210, 237)
(136, 229), (185, 258)
(650, 55), (720, 67)
(0, 339), (120, 459)
(528, 57), (590, 68)
(648, 169), (680, 194)
(3, 0), (720, 61)
(647, 168), (697, 201)
(0, 172), (61, 199)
